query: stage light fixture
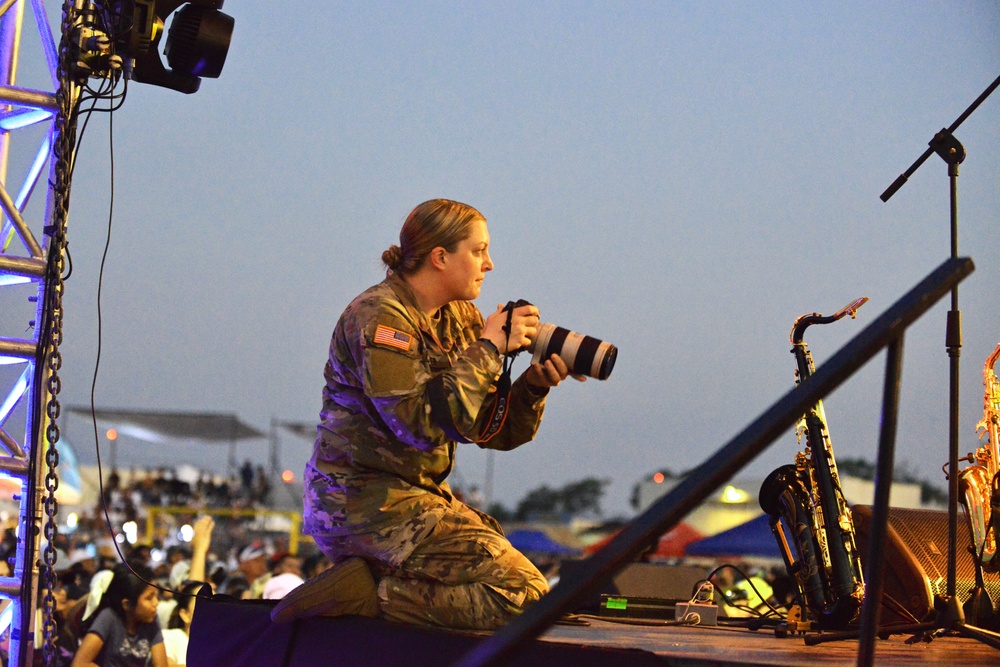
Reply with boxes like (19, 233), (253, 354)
(112, 0), (234, 94)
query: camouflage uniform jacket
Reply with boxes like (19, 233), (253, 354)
(304, 272), (548, 567)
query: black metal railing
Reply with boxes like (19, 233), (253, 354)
(453, 256), (976, 667)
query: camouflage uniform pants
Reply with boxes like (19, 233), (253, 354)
(315, 500), (549, 630)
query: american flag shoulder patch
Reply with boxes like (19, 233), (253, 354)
(373, 324), (413, 351)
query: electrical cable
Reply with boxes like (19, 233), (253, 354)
(700, 563), (789, 621)
(572, 612), (701, 628)
(70, 21), (214, 604)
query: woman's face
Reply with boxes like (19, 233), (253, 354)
(440, 218), (493, 302)
(133, 585), (160, 624)
(52, 583), (69, 614)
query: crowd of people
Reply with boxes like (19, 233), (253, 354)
(0, 459), (327, 667)
(99, 462), (273, 528)
(9, 513), (332, 666)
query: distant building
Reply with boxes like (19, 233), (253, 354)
(839, 475), (922, 509)
(633, 472), (924, 538)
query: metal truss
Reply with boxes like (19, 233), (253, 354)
(0, 3), (231, 662)
(0, 1), (71, 665)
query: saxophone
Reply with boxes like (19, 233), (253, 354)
(958, 342), (1000, 572)
(759, 297), (868, 630)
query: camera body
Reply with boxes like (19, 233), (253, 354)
(504, 299), (617, 380)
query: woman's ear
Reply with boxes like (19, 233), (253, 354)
(428, 247), (448, 270)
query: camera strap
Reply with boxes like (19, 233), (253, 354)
(475, 306), (520, 444)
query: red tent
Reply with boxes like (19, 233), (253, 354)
(652, 522), (704, 558)
(583, 522), (703, 558)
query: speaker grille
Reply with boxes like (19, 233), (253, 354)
(853, 505), (1000, 621)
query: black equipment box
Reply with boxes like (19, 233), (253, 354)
(598, 594), (680, 619)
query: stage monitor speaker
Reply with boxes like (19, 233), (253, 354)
(852, 505), (1000, 623)
(558, 560), (706, 612)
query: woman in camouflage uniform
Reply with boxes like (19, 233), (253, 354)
(273, 199), (576, 630)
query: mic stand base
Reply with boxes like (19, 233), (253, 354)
(804, 595), (1000, 651)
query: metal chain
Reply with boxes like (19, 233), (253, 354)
(39, 3), (80, 664)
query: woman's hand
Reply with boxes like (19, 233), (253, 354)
(191, 515), (215, 553)
(526, 353), (586, 390)
(481, 303), (539, 354)
(188, 514), (215, 585)
(191, 514), (215, 551)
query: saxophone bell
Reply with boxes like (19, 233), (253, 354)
(959, 464), (998, 571)
(759, 465), (829, 615)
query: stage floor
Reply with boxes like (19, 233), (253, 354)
(541, 617), (1000, 666)
(189, 595), (1000, 667)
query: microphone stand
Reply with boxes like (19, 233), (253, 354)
(880, 74), (1000, 647)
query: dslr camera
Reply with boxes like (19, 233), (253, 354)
(505, 299), (617, 380)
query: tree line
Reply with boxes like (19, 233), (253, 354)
(485, 457), (949, 525)
(487, 477), (609, 522)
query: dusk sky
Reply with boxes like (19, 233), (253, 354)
(3, 2), (998, 518)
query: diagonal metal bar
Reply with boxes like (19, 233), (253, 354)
(14, 126), (52, 207)
(0, 106), (53, 130)
(28, 0), (59, 89)
(453, 256), (975, 667)
(0, 1), (18, 21)
(0, 426), (24, 459)
(0, 178), (41, 257)
(0, 127), (52, 252)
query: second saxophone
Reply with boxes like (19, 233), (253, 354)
(958, 342), (1000, 573)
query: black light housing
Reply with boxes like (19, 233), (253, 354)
(114, 0), (234, 94)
